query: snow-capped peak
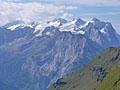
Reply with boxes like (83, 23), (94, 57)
(34, 22), (47, 36)
(3, 18), (117, 37)
(5, 20), (34, 30)
(58, 19), (87, 35)
(47, 18), (67, 27)
(7, 24), (33, 30)
(47, 20), (61, 27)
(75, 18), (86, 26)
(7, 24), (22, 30)
(91, 18), (100, 22)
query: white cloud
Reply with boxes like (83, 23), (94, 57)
(38, 0), (120, 6)
(74, 0), (120, 5)
(0, 1), (77, 25)
(1, 0), (120, 6)
(79, 12), (120, 16)
(61, 13), (74, 20)
(0, 0), (22, 2)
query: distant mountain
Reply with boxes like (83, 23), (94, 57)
(0, 18), (120, 90)
(48, 47), (120, 90)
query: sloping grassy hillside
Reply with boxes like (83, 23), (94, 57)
(96, 63), (120, 90)
(48, 47), (120, 90)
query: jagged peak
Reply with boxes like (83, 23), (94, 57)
(4, 20), (24, 27)
(75, 18), (86, 26)
(91, 18), (100, 22)
(47, 18), (68, 27)
(2, 17), (118, 37)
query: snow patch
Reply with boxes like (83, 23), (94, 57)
(7, 24), (33, 30)
(100, 28), (107, 34)
(48, 21), (60, 27)
(59, 19), (85, 35)
(7, 24), (21, 30)
(34, 23), (47, 36)
(77, 30), (85, 34)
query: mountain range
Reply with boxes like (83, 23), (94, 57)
(0, 18), (120, 90)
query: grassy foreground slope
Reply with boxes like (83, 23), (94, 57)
(48, 47), (120, 90)
(97, 63), (120, 90)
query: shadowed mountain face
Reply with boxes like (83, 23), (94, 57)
(0, 18), (120, 90)
(49, 47), (120, 90)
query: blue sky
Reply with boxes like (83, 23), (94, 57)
(0, 0), (120, 32)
